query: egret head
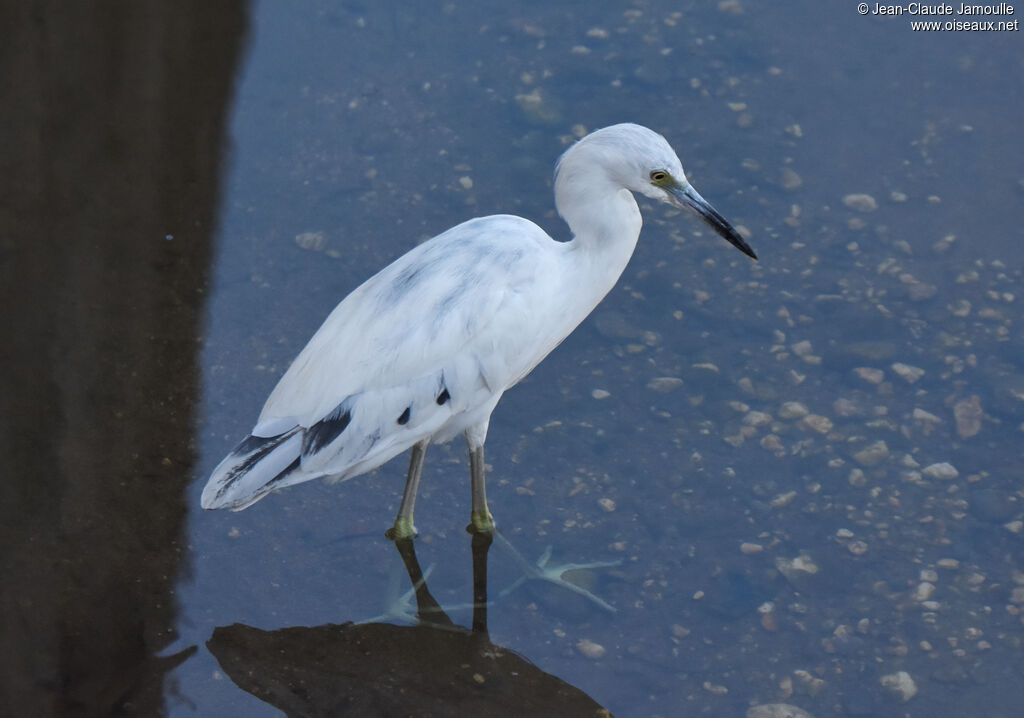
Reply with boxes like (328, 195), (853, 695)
(559, 123), (757, 260)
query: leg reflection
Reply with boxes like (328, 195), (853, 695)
(470, 529), (493, 635)
(391, 536), (454, 628)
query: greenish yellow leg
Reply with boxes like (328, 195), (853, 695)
(467, 444), (495, 534)
(387, 439), (429, 540)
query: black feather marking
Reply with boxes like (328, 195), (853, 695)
(228, 430), (298, 474)
(436, 388), (450, 405)
(233, 433), (274, 457)
(397, 407), (410, 425)
(303, 402), (352, 456)
(214, 428), (300, 501)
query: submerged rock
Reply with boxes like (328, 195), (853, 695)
(953, 395), (983, 438)
(880, 671), (917, 702)
(747, 704), (814, 718)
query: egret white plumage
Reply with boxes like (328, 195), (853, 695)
(201, 123), (756, 538)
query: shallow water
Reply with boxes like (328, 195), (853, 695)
(4, 2), (1022, 717)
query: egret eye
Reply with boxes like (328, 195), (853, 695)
(650, 170), (670, 184)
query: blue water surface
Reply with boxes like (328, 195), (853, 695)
(170, 2), (1024, 716)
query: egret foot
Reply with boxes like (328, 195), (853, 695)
(493, 531), (621, 613)
(466, 508), (496, 535)
(385, 517), (418, 541)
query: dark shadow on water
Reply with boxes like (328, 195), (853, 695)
(0, 3), (247, 715)
(207, 533), (613, 718)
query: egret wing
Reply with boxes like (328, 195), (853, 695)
(258, 216), (561, 431)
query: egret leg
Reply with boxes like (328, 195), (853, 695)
(387, 439), (429, 540)
(468, 444), (495, 534)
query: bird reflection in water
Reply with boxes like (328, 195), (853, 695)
(207, 533), (613, 717)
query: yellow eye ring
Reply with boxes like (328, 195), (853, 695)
(650, 170), (669, 183)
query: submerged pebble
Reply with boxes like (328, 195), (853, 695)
(744, 411), (773, 427)
(776, 554), (819, 580)
(880, 671), (917, 702)
(923, 462), (958, 480)
(294, 231), (327, 251)
(575, 639), (606, 659)
(778, 401), (809, 419)
(800, 414), (833, 434)
(792, 669), (825, 696)
(954, 395), (983, 438)
(647, 376), (683, 393)
(843, 193), (878, 212)
(891, 362), (925, 383)
(847, 540), (869, 556)
(914, 582), (936, 602)
(854, 367), (885, 384)
(853, 440), (889, 467)
(746, 704), (814, 718)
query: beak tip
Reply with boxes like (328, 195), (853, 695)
(674, 183), (758, 262)
(725, 232), (758, 261)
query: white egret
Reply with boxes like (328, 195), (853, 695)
(202, 123), (756, 539)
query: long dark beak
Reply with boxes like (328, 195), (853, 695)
(668, 182), (757, 260)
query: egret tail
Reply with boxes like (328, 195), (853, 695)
(201, 429), (304, 510)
